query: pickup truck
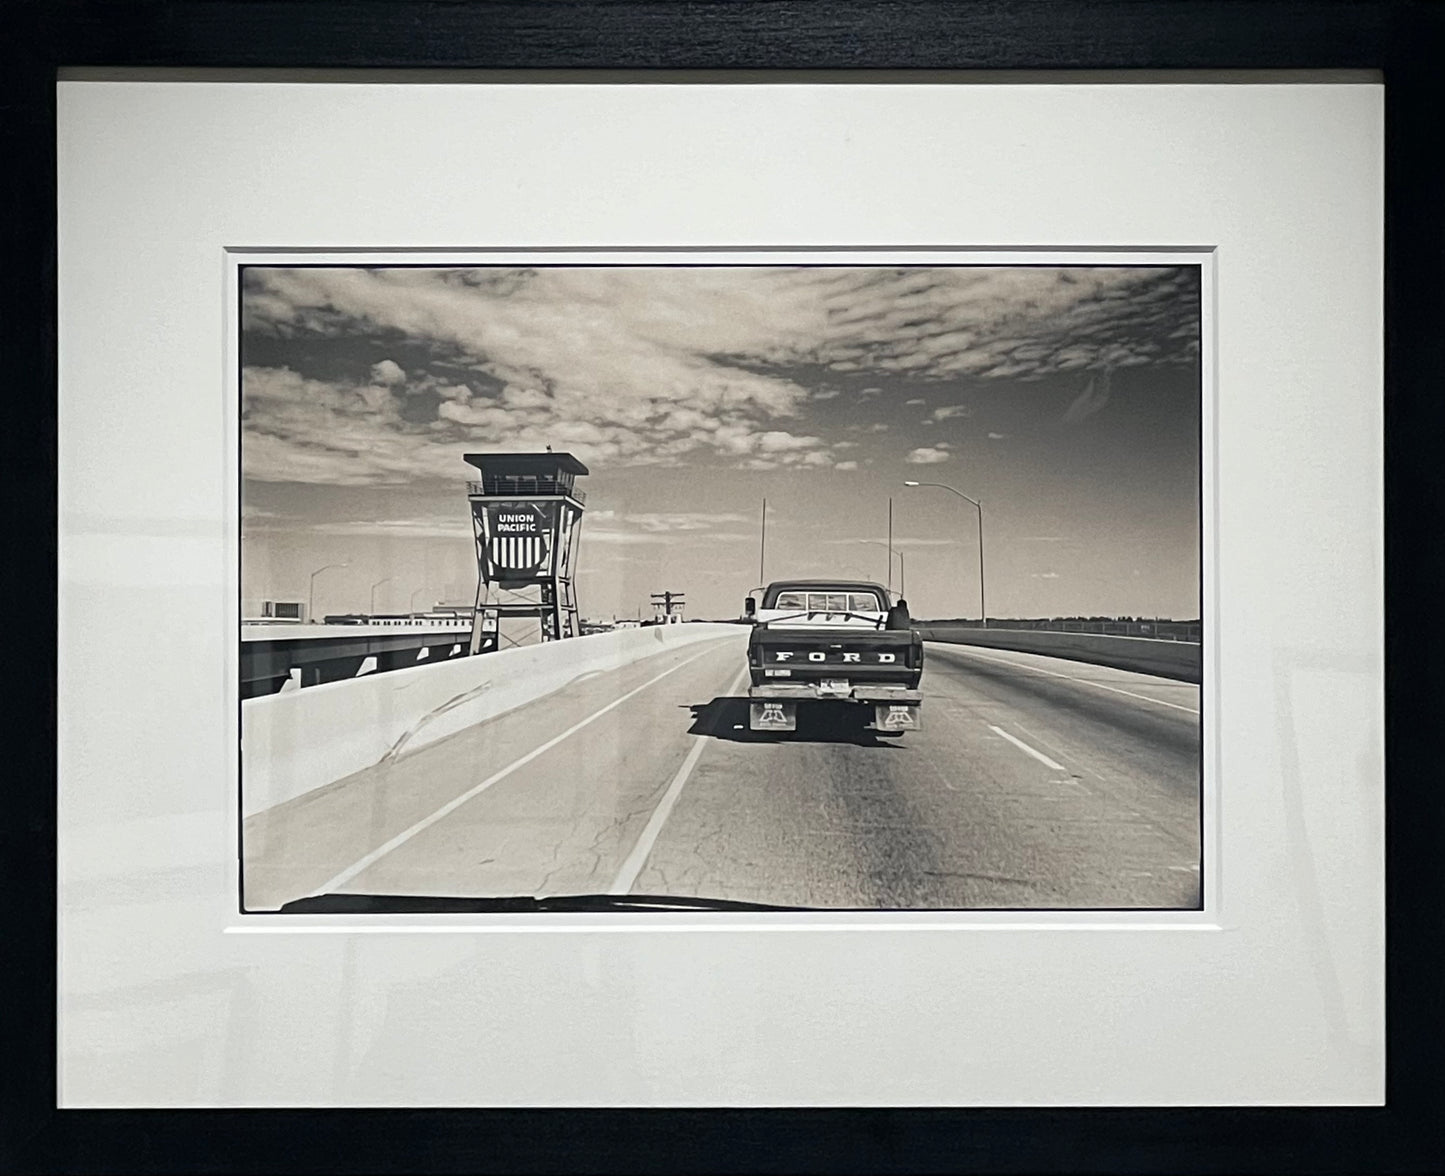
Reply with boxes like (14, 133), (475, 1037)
(743, 579), (924, 734)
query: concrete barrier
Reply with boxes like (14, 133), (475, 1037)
(242, 623), (743, 817)
(916, 626), (1201, 683)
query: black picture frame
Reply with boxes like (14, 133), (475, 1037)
(5, 2), (1441, 1172)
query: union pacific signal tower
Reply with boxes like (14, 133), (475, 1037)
(464, 452), (588, 653)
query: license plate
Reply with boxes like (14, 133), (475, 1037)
(876, 704), (921, 730)
(817, 679), (851, 695)
(750, 701), (796, 731)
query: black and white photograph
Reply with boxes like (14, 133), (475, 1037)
(239, 261), (1204, 913)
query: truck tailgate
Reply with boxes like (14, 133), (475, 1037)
(748, 626), (922, 686)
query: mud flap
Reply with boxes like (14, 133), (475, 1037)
(750, 700), (797, 732)
(873, 703), (921, 732)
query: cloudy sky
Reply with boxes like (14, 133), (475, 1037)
(241, 265), (1201, 621)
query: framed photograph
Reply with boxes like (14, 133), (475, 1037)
(234, 249), (1208, 918)
(14, 1), (1442, 1172)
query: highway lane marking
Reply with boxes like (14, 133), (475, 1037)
(609, 664), (751, 895)
(987, 724), (1067, 772)
(308, 645), (726, 896)
(930, 644), (1200, 715)
(1007, 718), (1080, 770)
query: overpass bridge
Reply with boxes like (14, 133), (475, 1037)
(240, 622), (1203, 913)
(240, 621), (471, 699)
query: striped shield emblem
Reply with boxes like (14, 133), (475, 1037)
(489, 534), (548, 572)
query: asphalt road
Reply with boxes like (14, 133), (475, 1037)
(243, 634), (1201, 911)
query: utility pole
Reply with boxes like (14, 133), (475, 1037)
(650, 590), (686, 622)
(759, 497), (768, 585)
(887, 496), (894, 596)
(857, 540), (904, 600)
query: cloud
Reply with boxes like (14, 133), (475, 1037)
(581, 509), (758, 546)
(1031, 572), (1061, 580)
(756, 430), (824, 454)
(904, 398), (926, 406)
(306, 515), (471, 540)
(241, 365), (453, 485)
(580, 528), (671, 545)
(242, 359), (840, 485)
(906, 446), (952, 464)
(241, 263), (1199, 484)
(834, 460), (858, 471)
(243, 267), (844, 481)
(370, 359), (405, 385)
(987, 432), (1008, 440)
(620, 511), (752, 534)
(929, 404), (971, 421)
(781, 265), (1200, 383)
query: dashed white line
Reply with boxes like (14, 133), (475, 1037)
(988, 724), (1067, 771)
(931, 644), (1201, 714)
(610, 665), (751, 895)
(308, 645), (724, 896)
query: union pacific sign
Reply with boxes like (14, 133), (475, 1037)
(483, 502), (556, 575)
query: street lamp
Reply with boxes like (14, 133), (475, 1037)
(410, 586), (429, 614)
(370, 577), (392, 615)
(903, 481), (986, 626)
(307, 562), (348, 623)
(855, 539), (905, 599)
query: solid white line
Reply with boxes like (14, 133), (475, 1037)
(609, 665), (751, 895)
(309, 645), (724, 895)
(930, 643), (1200, 714)
(987, 724), (1067, 771)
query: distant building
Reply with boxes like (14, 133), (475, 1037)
(320, 611), (474, 628)
(261, 600), (306, 623)
(426, 602), (476, 622)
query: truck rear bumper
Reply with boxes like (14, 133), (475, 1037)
(746, 685), (923, 733)
(748, 684), (923, 703)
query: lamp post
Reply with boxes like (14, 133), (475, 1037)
(410, 586), (428, 614)
(903, 481), (986, 626)
(370, 577), (392, 615)
(307, 562), (348, 623)
(856, 540), (905, 599)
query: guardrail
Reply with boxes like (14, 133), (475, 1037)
(465, 478), (585, 504)
(242, 622), (743, 818)
(919, 618), (1200, 642)
(915, 625), (1201, 684)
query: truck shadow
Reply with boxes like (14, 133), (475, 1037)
(685, 697), (904, 747)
